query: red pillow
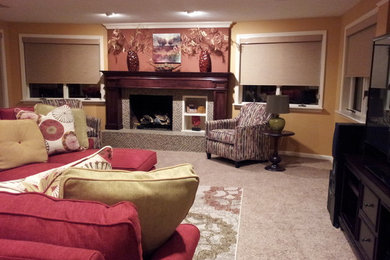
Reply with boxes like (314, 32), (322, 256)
(0, 107), (34, 120)
(0, 192), (143, 260)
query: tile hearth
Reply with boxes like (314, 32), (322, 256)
(102, 129), (206, 152)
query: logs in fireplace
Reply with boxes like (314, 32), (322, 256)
(130, 94), (172, 130)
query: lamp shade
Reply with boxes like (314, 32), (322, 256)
(266, 95), (290, 114)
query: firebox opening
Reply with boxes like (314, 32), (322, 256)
(130, 95), (173, 130)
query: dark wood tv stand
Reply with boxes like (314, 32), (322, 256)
(338, 154), (390, 260)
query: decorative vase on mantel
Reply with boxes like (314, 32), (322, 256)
(127, 50), (139, 72)
(199, 50), (211, 72)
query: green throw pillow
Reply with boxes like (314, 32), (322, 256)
(0, 120), (48, 170)
(34, 103), (89, 149)
(58, 163), (199, 256)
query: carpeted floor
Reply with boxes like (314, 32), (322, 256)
(155, 150), (357, 260)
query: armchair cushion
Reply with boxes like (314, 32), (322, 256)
(207, 129), (235, 145)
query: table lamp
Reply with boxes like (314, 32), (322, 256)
(266, 95), (290, 132)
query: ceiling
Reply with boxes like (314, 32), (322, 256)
(0, 0), (361, 25)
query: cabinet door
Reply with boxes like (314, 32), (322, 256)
(362, 186), (379, 226)
(359, 220), (376, 260)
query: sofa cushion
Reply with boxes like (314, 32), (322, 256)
(0, 239), (105, 260)
(59, 163), (199, 256)
(49, 148), (157, 171)
(0, 107), (33, 120)
(0, 162), (63, 182)
(0, 191), (143, 260)
(0, 120), (48, 170)
(35, 103), (89, 149)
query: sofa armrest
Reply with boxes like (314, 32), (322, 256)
(150, 224), (200, 260)
(0, 239), (105, 260)
(86, 115), (102, 149)
(206, 118), (238, 136)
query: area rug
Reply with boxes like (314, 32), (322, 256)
(183, 186), (243, 260)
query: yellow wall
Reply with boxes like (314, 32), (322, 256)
(0, 22), (107, 127)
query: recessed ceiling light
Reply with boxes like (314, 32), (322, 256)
(104, 12), (120, 18)
(181, 11), (205, 17)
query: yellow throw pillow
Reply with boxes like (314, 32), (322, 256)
(0, 120), (48, 170)
(34, 103), (89, 149)
(59, 163), (199, 256)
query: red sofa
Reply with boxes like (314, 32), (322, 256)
(0, 192), (200, 260)
(0, 107), (200, 260)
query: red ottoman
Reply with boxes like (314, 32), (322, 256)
(49, 148), (157, 171)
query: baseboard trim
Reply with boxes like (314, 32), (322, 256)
(279, 150), (333, 161)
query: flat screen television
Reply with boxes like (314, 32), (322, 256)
(365, 34), (390, 179)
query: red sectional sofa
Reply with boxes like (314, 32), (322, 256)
(0, 107), (200, 260)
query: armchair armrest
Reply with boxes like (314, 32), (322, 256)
(86, 115), (102, 149)
(206, 118), (238, 136)
(235, 123), (269, 145)
(150, 224), (200, 260)
(234, 123), (271, 160)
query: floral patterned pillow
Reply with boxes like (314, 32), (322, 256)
(39, 105), (80, 155)
(16, 105), (80, 155)
(14, 108), (41, 123)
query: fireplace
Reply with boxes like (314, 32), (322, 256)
(102, 71), (231, 130)
(129, 95), (173, 130)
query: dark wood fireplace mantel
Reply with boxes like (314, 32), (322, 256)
(102, 71), (231, 130)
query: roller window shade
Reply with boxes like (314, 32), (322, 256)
(240, 35), (322, 86)
(345, 19), (376, 78)
(23, 37), (101, 84)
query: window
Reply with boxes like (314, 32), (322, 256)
(339, 12), (377, 122)
(19, 34), (104, 101)
(234, 31), (326, 109)
(242, 85), (276, 102)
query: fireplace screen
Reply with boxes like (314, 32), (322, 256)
(129, 95), (173, 130)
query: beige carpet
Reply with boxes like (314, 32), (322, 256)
(155, 150), (357, 260)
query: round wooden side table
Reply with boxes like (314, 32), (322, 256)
(263, 130), (295, 171)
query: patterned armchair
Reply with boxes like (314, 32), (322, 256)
(41, 99), (102, 149)
(205, 102), (271, 168)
